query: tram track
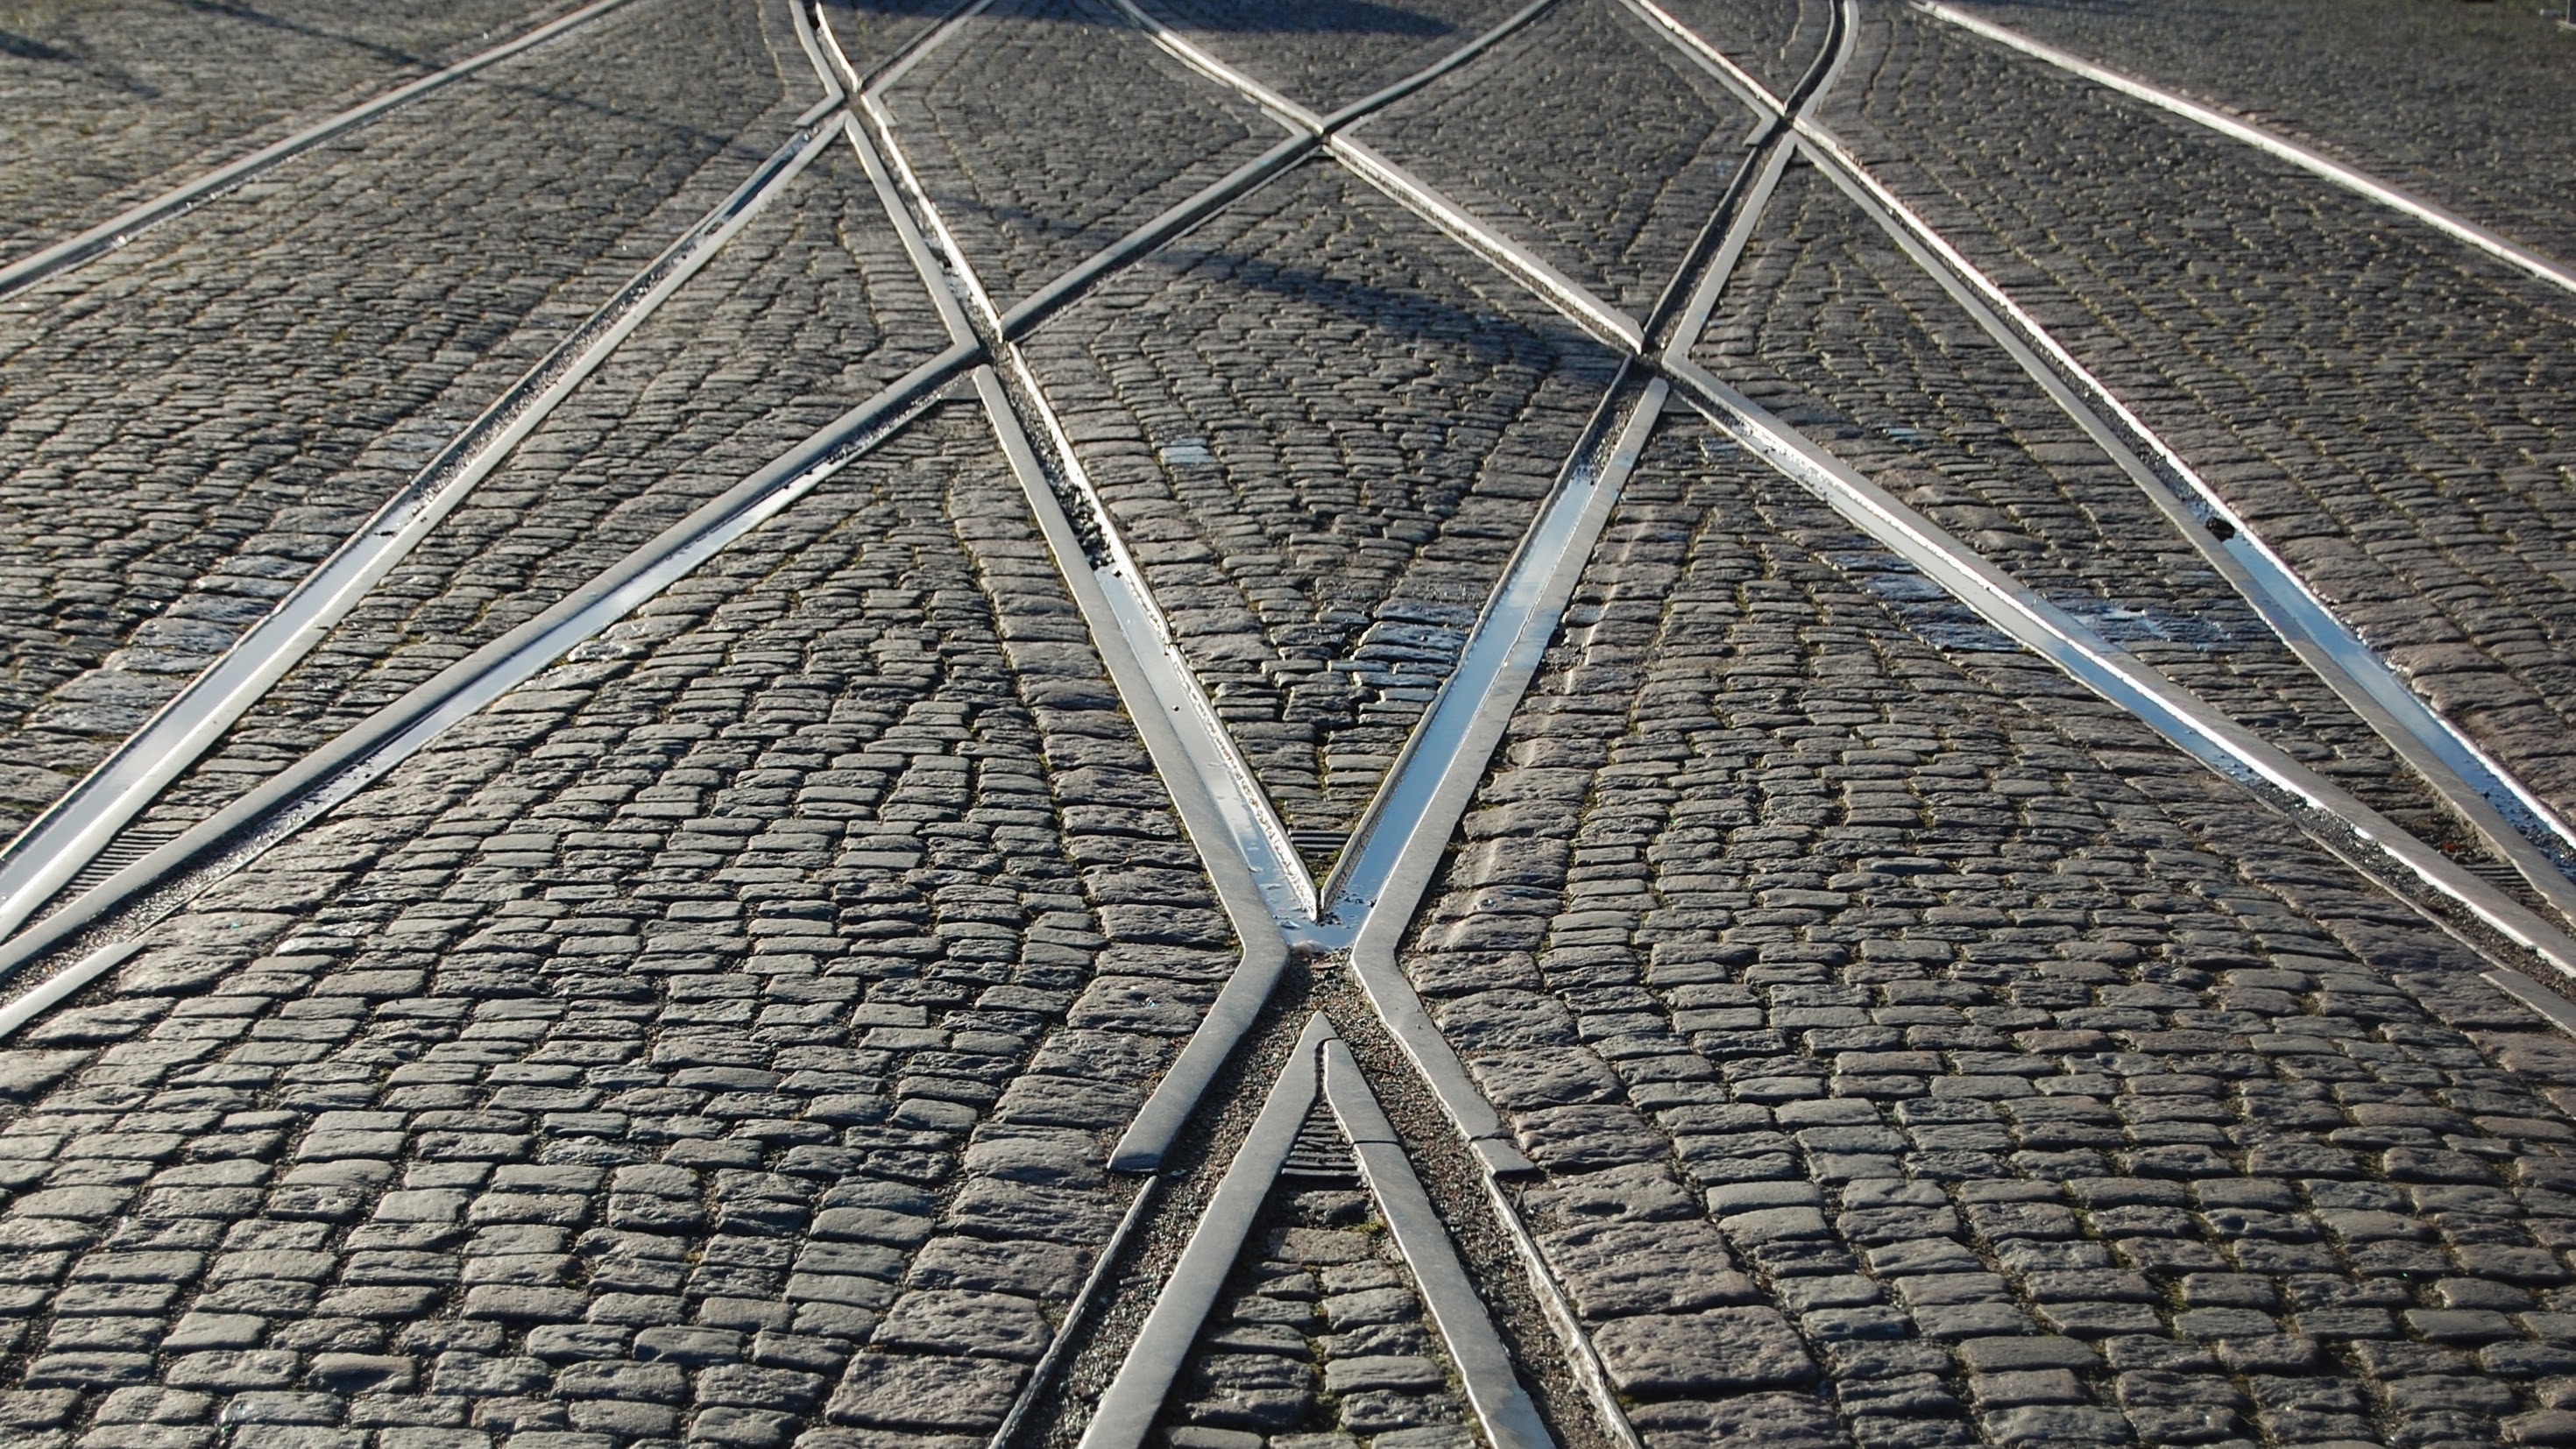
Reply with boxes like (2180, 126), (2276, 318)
(1155, 0), (2576, 1007)
(0, 92), (853, 950)
(0, 0), (643, 303)
(1644, 0), (2576, 921)
(880, 9), (1851, 1443)
(2, 4), (2575, 1446)
(853, 3), (2576, 1433)
(0, 0), (1575, 1055)
(1914, 0), (2576, 301)
(1617, 0), (2576, 958)
(0, 0), (910, 946)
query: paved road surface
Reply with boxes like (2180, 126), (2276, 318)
(3, 2), (2576, 1448)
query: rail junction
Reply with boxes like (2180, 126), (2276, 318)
(3, 0), (2576, 1445)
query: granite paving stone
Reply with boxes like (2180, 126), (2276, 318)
(0, 0), (810, 845)
(0, 0), (578, 258)
(1358, 0), (1756, 317)
(6, 4), (2576, 1445)
(0, 406), (1228, 1447)
(1407, 420), (2576, 1449)
(1019, 162), (1620, 872)
(1693, 158), (2525, 894)
(1161, 1129), (1478, 1447)
(1814, 3), (2576, 838)
(873, 0), (1284, 311)
(1946, 0), (2576, 265)
(56, 138), (949, 878)
(1650, 0), (1829, 103)
(1140, 0), (1528, 116)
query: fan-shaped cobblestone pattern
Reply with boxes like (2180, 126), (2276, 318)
(1406, 424), (2576, 1449)
(0, 407), (1231, 1449)
(0, 0), (800, 844)
(1816, 4), (2576, 841)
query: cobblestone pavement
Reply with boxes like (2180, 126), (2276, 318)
(1358, 0), (1752, 316)
(7, 0), (2576, 1446)
(111, 141), (950, 870)
(1817, 4), (2576, 837)
(1942, 0), (2576, 265)
(1690, 160), (2522, 888)
(0, 0), (577, 257)
(0, 0), (806, 842)
(1019, 164), (1617, 871)
(874, 0), (1281, 311)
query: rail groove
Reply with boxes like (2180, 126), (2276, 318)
(0, 0), (642, 301)
(1079, 1014), (1553, 1449)
(0, 113), (846, 944)
(1914, 0), (2576, 299)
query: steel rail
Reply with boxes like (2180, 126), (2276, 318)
(0, 0), (1547, 1046)
(970, 355), (1293, 1177)
(787, 0), (850, 121)
(0, 0), (642, 302)
(0, 340), (973, 1036)
(0, 115), (846, 947)
(1662, 353), (2576, 986)
(837, 90), (1303, 1173)
(1079, 1015), (1333, 1449)
(1626, 0), (2576, 922)
(1061, 20), (1849, 1448)
(1914, 0), (2576, 300)
(1109, 0), (1644, 354)
(0, 0), (927, 948)
(1321, 377), (1663, 1184)
(1622, 0), (2576, 993)
(1320, 1036), (1554, 1449)
(1794, 135), (2576, 926)
(845, 29), (1320, 929)
(1638, 0), (1849, 353)
(985, 1176), (1161, 1449)
(850, 0), (1684, 1194)
(1081, 1015), (1553, 1449)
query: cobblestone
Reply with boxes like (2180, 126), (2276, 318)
(874, 0), (1283, 310)
(1947, 0), (2576, 265)
(1020, 163), (1617, 871)
(11, 4), (2576, 1445)
(0, 405), (1227, 1445)
(1817, 4), (2576, 836)
(1360, 0), (1752, 316)
(0, 0), (574, 258)
(1407, 421), (2576, 1449)
(0, 0), (807, 844)
(1164, 1170), (1475, 1444)
(1145, 0), (1525, 114)
(1651, 0), (1828, 102)
(69, 139), (948, 874)
(1694, 158), (2517, 885)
